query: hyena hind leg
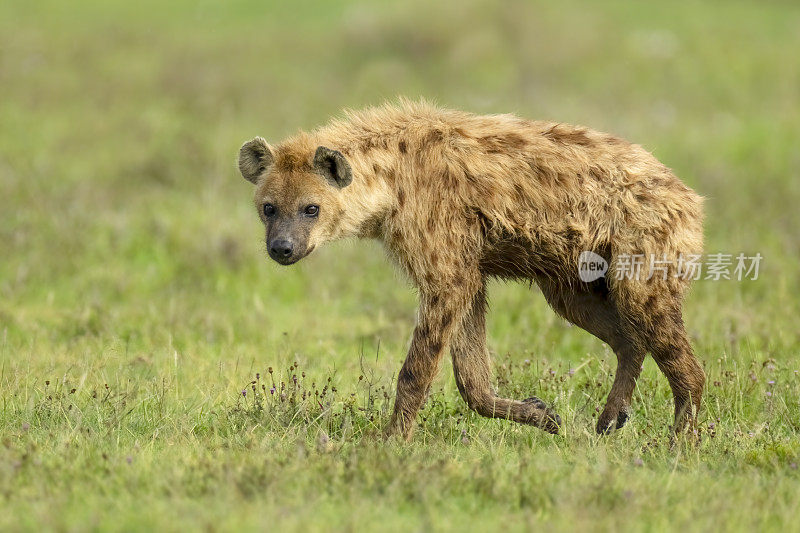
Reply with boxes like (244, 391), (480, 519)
(538, 279), (646, 434)
(639, 301), (705, 435)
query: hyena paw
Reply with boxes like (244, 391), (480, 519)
(524, 397), (561, 434)
(523, 396), (548, 410)
(596, 406), (629, 435)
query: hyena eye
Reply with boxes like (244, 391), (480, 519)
(304, 205), (319, 217)
(263, 203), (276, 218)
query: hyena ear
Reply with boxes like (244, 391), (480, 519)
(238, 137), (274, 184)
(313, 146), (352, 188)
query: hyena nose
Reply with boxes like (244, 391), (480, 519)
(270, 239), (294, 259)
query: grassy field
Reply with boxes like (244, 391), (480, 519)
(1, 0), (799, 530)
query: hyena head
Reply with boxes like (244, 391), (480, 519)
(238, 137), (352, 266)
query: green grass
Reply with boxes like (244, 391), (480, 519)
(1, 0), (799, 530)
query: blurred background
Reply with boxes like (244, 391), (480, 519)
(2, 0), (800, 529)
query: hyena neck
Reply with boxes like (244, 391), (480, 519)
(330, 148), (394, 241)
(311, 126), (396, 241)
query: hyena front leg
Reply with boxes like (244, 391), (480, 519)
(451, 283), (561, 433)
(386, 274), (481, 440)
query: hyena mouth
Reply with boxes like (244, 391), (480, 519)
(270, 245), (315, 266)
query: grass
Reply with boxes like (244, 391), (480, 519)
(1, 0), (799, 530)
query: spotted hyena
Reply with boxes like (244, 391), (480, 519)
(237, 100), (705, 439)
